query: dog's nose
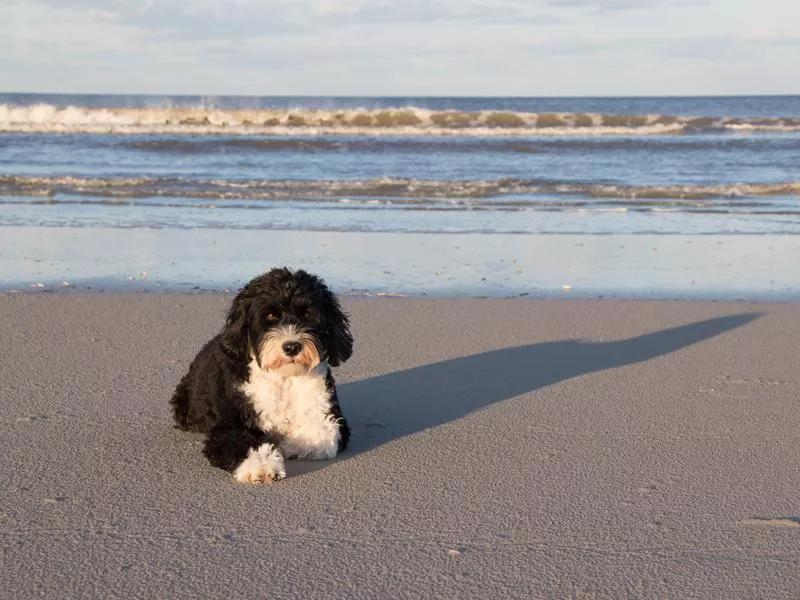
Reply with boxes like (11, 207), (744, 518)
(282, 341), (302, 357)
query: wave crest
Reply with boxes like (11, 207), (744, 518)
(2, 104), (799, 136)
(2, 175), (799, 203)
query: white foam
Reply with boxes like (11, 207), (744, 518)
(2, 103), (797, 136)
(2, 175), (799, 202)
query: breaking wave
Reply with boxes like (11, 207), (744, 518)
(2, 175), (799, 206)
(2, 104), (800, 136)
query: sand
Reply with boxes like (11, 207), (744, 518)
(1, 294), (799, 599)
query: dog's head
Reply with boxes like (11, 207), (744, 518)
(221, 268), (352, 374)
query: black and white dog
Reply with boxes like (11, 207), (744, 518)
(170, 268), (352, 483)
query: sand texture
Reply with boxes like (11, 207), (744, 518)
(1, 295), (799, 599)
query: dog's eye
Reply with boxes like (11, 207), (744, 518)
(265, 312), (279, 323)
(300, 308), (313, 320)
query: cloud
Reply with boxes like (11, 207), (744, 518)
(545, 0), (704, 11)
(1, 0), (796, 95)
(0, 0), (568, 68)
(0, 0), (148, 56)
(657, 33), (800, 61)
(18, 0), (563, 43)
(311, 0), (565, 26)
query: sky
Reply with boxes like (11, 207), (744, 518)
(1, 0), (798, 96)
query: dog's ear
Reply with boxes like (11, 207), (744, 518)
(221, 287), (253, 362)
(320, 285), (353, 367)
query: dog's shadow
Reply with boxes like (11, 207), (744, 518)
(290, 312), (760, 476)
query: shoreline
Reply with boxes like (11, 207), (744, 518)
(6, 287), (800, 305)
(3, 226), (800, 301)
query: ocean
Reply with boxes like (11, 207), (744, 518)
(1, 93), (799, 297)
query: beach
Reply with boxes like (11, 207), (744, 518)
(2, 294), (799, 599)
(2, 92), (799, 597)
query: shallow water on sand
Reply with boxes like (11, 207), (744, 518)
(4, 227), (799, 300)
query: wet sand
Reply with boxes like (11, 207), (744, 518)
(1, 295), (799, 598)
(3, 227), (800, 300)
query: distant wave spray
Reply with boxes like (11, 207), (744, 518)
(2, 104), (800, 135)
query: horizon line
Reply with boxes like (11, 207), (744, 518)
(2, 91), (799, 100)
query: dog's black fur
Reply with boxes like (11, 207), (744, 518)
(170, 268), (352, 476)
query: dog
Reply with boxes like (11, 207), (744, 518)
(170, 268), (352, 483)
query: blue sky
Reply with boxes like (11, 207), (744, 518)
(1, 0), (798, 96)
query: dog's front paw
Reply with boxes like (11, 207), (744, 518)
(233, 443), (286, 483)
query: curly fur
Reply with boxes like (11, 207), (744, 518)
(170, 268), (352, 482)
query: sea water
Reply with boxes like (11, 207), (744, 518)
(1, 94), (799, 297)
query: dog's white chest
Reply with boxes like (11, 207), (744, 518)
(241, 361), (331, 437)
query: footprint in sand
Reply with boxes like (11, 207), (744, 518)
(740, 517), (800, 528)
(14, 414), (49, 423)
